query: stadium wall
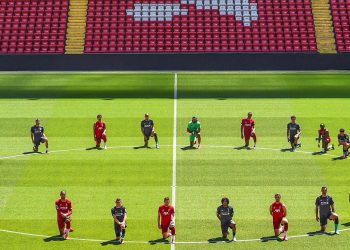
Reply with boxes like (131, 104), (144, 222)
(1, 54), (350, 71)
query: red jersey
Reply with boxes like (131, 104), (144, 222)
(94, 121), (106, 137)
(55, 199), (72, 218)
(271, 202), (285, 220)
(242, 118), (255, 132)
(319, 128), (330, 140)
(158, 205), (175, 225)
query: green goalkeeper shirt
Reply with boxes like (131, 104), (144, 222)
(188, 121), (201, 132)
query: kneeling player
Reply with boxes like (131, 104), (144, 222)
(111, 198), (127, 244)
(241, 112), (257, 149)
(287, 115), (301, 152)
(338, 128), (350, 159)
(31, 118), (49, 153)
(315, 186), (339, 234)
(141, 113), (159, 148)
(317, 123), (334, 153)
(93, 114), (107, 149)
(55, 191), (73, 239)
(158, 197), (175, 243)
(187, 116), (201, 148)
(270, 193), (288, 241)
(216, 197), (237, 241)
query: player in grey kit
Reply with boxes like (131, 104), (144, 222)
(315, 186), (339, 234)
(141, 113), (159, 149)
(216, 197), (237, 241)
(31, 118), (49, 153)
(111, 198), (127, 244)
(287, 115), (301, 152)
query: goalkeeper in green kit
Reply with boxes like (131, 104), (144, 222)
(187, 116), (201, 148)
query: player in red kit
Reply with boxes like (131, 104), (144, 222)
(158, 197), (176, 244)
(241, 112), (257, 149)
(55, 191), (73, 239)
(270, 193), (288, 241)
(317, 123), (334, 153)
(93, 114), (107, 149)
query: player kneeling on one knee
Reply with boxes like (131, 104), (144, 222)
(93, 114), (107, 149)
(217, 197), (237, 242)
(241, 112), (257, 148)
(141, 113), (159, 149)
(31, 118), (49, 153)
(287, 115), (301, 152)
(187, 116), (201, 148)
(158, 197), (176, 243)
(315, 186), (340, 234)
(270, 193), (289, 241)
(337, 128), (350, 159)
(55, 191), (73, 239)
(317, 123), (334, 153)
(111, 198), (127, 244)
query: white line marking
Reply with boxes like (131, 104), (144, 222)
(0, 145), (344, 161)
(171, 73), (178, 249)
(0, 228), (349, 244)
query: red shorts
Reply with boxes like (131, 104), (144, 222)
(273, 217), (283, 229)
(161, 222), (171, 233)
(244, 130), (253, 141)
(96, 134), (107, 145)
(57, 217), (70, 229)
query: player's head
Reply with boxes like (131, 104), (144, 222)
(115, 198), (122, 207)
(97, 114), (102, 121)
(35, 118), (40, 126)
(339, 128), (345, 134)
(60, 190), (66, 200)
(221, 197), (229, 206)
(320, 123), (325, 129)
(274, 193), (281, 202)
(321, 186), (328, 195)
(290, 115), (296, 123)
(192, 116), (197, 123)
(247, 112), (252, 119)
(144, 113), (149, 120)
(164, 197), (170, 206)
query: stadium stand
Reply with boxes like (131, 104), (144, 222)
(330, 0), (350, 52)
(0, 0), (68, 54)
(85, 0), (318, 53)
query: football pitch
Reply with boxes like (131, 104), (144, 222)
(0, 72), (349, 250)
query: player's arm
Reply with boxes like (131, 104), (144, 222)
(317, 131), (322, 144)
(286, 125), (290, 141)
(157, 211), (161, 228)
(297, 126), (301, 136)
(171, 210), (175, 222)
(216, 207), (221, 220)
(269, 204), (273, 216)
(315, 199), (319, 221)
(141, 121), (145, 135)
(31, 132), (34, 143)
(331, 204), (335, 213)
(122, 210), (127, 224)
(66, 202), (72, 217)
(102, 123), (106, 135)
(241, 121), (244, 139)
(113, 214), (121, 224)
(93, 123), (96, 140)
(283, 204), (287, 217)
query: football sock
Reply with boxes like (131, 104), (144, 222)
(171, 227), (176, 235)
(252, 134), (257, 143)
(122, 229), (125, 238)
(154, 133), (158, 143)
(284, 222), (288, 232)
(335, 222), (339, 232)
(66, 221), (71, 230)
(343, 150), (347, 156)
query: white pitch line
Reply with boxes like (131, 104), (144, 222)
(171, 73), (178, 250)
(1, 228), (349, 244)
(0, 144), (345, 161)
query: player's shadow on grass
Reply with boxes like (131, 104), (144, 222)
(100, 239), (120, 246)
(133, 145), (151, 149)
(43, 235), (64, 242)
(86, 147), (103, 150)
(181, 146), (197, 150)
(207, 237), (231, 243)
(342, 222), (350, 227)
(307, 230), (333, 236)
(332, 156), (346, 161)
(22, 151), (43, 155)
(280, 148), (292, 152)
(312, 151), (325, 155)
(148, 238), (169, 245)
(234, 146), (251, 150)
(260, 235), (283, 242)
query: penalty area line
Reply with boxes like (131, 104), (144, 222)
(0, 228), (349, 244)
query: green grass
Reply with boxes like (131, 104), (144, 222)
(0, 72), (350, 250)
